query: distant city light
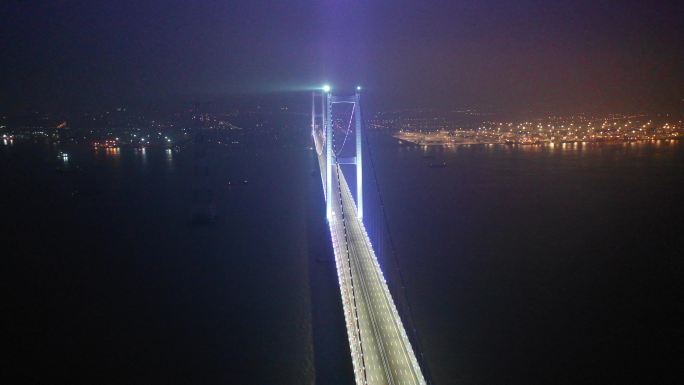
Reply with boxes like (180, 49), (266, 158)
(390, 114), (680, 146)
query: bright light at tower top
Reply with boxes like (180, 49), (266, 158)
(322, 84), (331, 93)
(356, 86), (362, 91)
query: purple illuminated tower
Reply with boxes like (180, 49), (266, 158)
(320, 86), (363, 220)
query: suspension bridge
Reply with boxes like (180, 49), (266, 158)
(312, 85), (427, 385)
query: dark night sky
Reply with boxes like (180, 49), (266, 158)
(1, 0), (682, 113)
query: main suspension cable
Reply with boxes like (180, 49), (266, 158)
(335, 103), (355, 156)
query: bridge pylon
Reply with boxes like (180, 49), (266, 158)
(312, 86), (364, 222)
(311, 85), (428, 385)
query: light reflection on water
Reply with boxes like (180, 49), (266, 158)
(104, 147), (120, 157)
(401, 139), (680, 157)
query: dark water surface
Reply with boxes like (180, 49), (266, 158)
(366, 137), (683, 385)
(2, 133), (682, 384)
(2, 138), (318, 384)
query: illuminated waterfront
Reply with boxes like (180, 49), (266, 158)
(393, 114), (683, 146)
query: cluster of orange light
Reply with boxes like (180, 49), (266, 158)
(93, 139), (119, 148)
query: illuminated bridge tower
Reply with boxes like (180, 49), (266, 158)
(324, 87), (364, 221)
(312, 85), (428, 385)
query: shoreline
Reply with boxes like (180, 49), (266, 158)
(394, 136), (682, 147)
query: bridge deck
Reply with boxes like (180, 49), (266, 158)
(314, 132), (426, 385)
